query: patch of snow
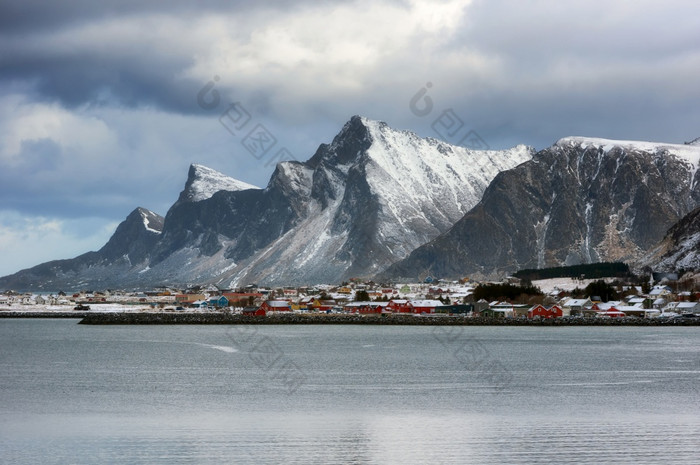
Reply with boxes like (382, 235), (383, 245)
(187, 164), (260, 202)
(535, 214), (550, 268)
(533, 277), (617, 294)
(139, 209), (162, 234)
(584, 202), (593, 262)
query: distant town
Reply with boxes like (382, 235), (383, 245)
(2, 268), (699, 320)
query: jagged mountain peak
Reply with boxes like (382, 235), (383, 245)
(180, 163), (260, 203)
(686, 137), (700, 146)
(306, 115), (374, 168)
(133, 207), (164, 234)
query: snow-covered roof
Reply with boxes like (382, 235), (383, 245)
(410, 300), (445, 307)
(345, 301), (387, 308)
(612, 302), (643, 309)
(491, 308), (513, 313)
(562, 298), (591, 307)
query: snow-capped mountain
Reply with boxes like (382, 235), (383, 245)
(179, 164), (260, 203)
(0, 116), (532, 289)
(380, 136), (700, 281)
(213, 117), (532, 286)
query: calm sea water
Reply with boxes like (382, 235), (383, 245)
(1, 320), (698, 464)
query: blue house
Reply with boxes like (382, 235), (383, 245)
(208, 296), (229, 308)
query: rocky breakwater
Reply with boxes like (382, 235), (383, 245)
(78, 312), (700, 326)
(1, 311), (90, 319)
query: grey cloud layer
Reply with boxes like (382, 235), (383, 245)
(0, 0), (699, 275)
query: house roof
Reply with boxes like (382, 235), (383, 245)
(563, 298), (590, 307)
(613, 305), (646, 311)
(411, 300), (444, 307)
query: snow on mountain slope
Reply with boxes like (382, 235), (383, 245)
(381, 135), (700, 281)
(558, 137), (700, 187)
(217, 116), (534, 286)
(364, 118), (532, 258)
(638, 206), (700, 272)
(138, 207), (163, 234)
(0, 116), (534, 289)
(183, 164), (260, 202)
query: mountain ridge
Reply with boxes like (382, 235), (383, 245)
(379, 136), (700, 281)
(0, 116), (533, 289)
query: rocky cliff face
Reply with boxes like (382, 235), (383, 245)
(210, 117), (533, 286)
(638, 206), (700, 272)
(0, 116), (532, 289)
(380, 137), (700, 281)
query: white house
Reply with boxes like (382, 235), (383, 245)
(675, 302), (699, 314)
(561, 298), (593, 316)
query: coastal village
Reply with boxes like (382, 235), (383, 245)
(2, 273), (699, 320)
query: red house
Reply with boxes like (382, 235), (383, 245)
(528, 304), (563, 319)
(598, 307), (626, 318)
(259, 300), (291, 312)
(387, 299), (413, 313)
(410, 300), (444, 314)
(345, 302), (387, 314)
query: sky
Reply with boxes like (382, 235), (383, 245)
(1, 0), (699, 276)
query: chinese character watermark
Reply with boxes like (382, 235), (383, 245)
(409, 82), (490, 150)
(226, 325), (307, 394)
(432, 326), (512, 392)
(197, 77), (300, 168)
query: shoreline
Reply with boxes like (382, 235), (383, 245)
(2, 311), (698, 325)
(70, 312), (700, 326)
(0, 311), (90, 319)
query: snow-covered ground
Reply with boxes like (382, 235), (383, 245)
(0, 303), (195, 313)
(532, 277), (617, 294)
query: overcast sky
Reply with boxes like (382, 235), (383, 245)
(1, 0), (699, 276)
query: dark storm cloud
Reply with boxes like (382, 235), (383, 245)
(0, 0), (352, 33)
(1, 48), (206, 114)
(0, 0), (359, 113)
